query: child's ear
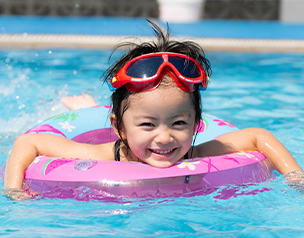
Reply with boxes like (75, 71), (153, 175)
(110, 113), (126, 139)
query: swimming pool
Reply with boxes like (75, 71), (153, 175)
(1, 49), (304, 237)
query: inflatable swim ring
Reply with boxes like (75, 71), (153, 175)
(9, 106), (274, 198)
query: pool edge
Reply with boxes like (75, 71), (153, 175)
(2, 34), (304, 52)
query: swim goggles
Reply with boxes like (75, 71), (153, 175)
(110, 52), (209, 92)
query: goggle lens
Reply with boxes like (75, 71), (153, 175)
(168, 56), (201, 78)
(126, 56), (201, 79)
(126, 57), (163, 78)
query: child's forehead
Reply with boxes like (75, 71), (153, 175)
(127, 86), (194, 114)
(130, 84), (189, 101)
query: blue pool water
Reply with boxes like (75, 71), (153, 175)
(1, 49), (304, 237)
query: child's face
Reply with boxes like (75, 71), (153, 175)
(121, 85), (197, 167)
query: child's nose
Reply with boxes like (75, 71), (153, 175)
(154, 129), (174, 144)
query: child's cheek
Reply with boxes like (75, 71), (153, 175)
(128, 131), (147, 150)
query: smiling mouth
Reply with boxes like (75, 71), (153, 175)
(149, 148), (176, 154)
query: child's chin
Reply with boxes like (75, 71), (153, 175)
(147, 159), (176, 168)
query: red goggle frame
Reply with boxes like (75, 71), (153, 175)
(110, 52), (209, 92)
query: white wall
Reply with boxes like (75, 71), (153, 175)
(280, 0), (304, 23)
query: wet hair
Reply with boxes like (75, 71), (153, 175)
(103, 20), (212, 149)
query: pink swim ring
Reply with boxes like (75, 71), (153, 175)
(8, 106), (274, 198)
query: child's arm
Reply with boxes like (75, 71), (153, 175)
(4, 133), (112, 189)
(194, 128), (302, 174)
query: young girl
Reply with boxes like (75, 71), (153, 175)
(4, 22), (302, 197)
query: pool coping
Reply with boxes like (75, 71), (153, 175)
(2, 16), (304, 52)
(1, 33), (304, 52)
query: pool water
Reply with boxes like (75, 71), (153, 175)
(1, 49), (304, 237)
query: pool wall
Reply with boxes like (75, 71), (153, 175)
(0, 0), (280, 20)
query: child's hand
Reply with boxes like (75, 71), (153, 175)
(1, 188), (35, 201)
(61, 93), (97, 110)
(284, 170), (304, 194)
(285, 170), (304, 185)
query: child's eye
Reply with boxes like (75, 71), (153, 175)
(173, 120), (186, 126)
(140, 122), (154, 127)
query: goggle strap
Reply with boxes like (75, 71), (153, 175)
(199, 84), (207, 91)
(108, 82), (116, 91)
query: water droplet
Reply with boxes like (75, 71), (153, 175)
(48, 51), (52, 54)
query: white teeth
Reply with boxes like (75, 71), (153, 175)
(150, 149), (174, 154)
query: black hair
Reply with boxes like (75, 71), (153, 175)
(103, 20), (212, 150)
